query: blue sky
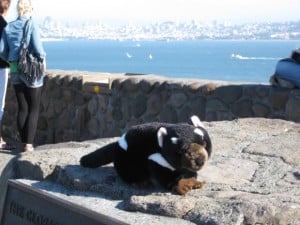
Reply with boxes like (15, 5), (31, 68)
(6, 0), (300, 24)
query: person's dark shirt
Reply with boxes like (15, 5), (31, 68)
(0, 15), (9, 68)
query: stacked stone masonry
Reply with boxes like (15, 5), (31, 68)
(3, 71), (300, 145)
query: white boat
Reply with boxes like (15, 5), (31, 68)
(126, 52), (132, 58)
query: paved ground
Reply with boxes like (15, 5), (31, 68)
(0, 118), (300, 225)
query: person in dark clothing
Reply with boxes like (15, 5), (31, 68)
(290, 48), (300, 63)
(0, 0), (14, 150)
(0, 0), (46, 152)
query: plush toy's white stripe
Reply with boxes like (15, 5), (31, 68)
(118, 133), (128, 151)
(191, 115), (205, 128)
(157, 127), (167, 148)
(194, 128), (204, 137)
(148, 153), (176, 171)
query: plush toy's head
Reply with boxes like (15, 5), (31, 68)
(157, 116), (212, 172)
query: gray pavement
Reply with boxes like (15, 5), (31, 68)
(0, 118), (300, 224)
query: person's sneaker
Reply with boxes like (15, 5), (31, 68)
(23, 144), (34, 153)
(0, 141), (16, 150)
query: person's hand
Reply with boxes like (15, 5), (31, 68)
(43, 59), (46, 71)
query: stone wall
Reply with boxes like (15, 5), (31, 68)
(3, 70), (300, 145)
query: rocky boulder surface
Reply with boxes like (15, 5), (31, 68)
(1, 118), (300, 225)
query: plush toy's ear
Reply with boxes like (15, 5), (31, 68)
(157, 127), (167, 148)
(190, 115), (205, 128)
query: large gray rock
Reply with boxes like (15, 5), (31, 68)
(1, 118), (300, 225)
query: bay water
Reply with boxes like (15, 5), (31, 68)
(43, 39), (300, 83)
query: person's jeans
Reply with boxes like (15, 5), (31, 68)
(0, 68), (9, 120)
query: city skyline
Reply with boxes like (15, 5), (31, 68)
(5, 0), (300, 25)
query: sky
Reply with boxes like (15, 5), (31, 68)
(6, 0), (300, 25)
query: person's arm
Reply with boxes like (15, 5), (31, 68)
(0, 30), (9, 61)
(29, 19), (46, 60)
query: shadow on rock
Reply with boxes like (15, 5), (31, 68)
(47, 164), (167, 201)
(0, 152), (20, 217)
(293, 171), (300, 180)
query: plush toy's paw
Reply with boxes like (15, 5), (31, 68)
(174, 178), (205, 195)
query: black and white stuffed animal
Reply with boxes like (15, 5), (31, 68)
(80, 115), (212, 195)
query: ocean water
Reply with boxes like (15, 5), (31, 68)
(43, 39), (300, 83)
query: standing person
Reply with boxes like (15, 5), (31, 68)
(0, 0), (15, 150)
(0, 0), (46, 152)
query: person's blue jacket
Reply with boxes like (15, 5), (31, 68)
(0, 16), (46, 62)
(275, 58), (300, 88)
